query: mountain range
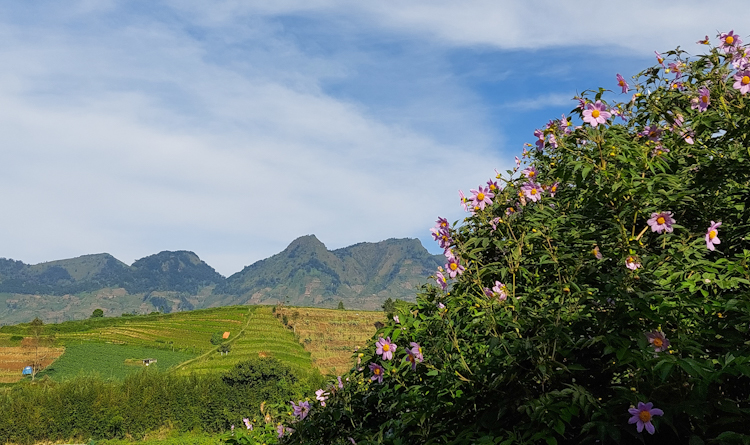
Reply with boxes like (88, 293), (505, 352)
(0, 235), (443, 325)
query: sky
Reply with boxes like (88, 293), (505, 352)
(1, 1), (747, 277)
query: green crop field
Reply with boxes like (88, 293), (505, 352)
(35, 342), (196, 381)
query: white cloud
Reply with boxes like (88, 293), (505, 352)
(0, 5), (508, 275)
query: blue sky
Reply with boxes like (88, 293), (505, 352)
(0, 1), (745, 276)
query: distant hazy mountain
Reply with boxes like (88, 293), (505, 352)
(0, 237), (443, 325)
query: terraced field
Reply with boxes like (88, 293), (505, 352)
(274, 307), (383, 375)
(0, 305), (385, 382)
(176, 306), (314, 375)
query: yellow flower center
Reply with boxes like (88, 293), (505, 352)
(657, 56), (664, 63)
(639, 411), (652, 423)
(551, 186), (557, 192)
(619, 80), (626, 87)
(382, 344), (390, 352)
(477, 193), (485, 201)
(656, 150), (663, 155)
(743, 76), (750, 85)
(657, 216), (665, 225)
(450, 263), (458, 271)
(528, 171), (536, 177)
(489, 184), (497, 190)
(701, 95), (708, 103)
(652, 338), (663, 348)
(726, 36), (735, 45)
(374, 368), (381, 375)
(709, 230), (717, 239)
(592, 109), (600, 118)
(530, 189), (537, 195)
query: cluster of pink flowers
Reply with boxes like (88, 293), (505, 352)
(369, 339), (423, 382)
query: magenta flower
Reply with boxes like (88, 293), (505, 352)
(369, 362), (384, 383)
(435, 217), (449, 230)
(470, 186), (494, 210)
(243, 418), (253, 430)
(491, 281), (508, 301)
(582, 101), (611, 127)
(719, 30), (742, 53)
(616, 73), (630, 93)
(337, 376), (344, 389)
(639, 125), (662, 142)
(628, 402), (664, 435)
(458, 190), (469, 212)
(291, 400), (311, 420)
(522, 166), (538, 179)
(376, 337), (397, 360)
(646, 331), (670, 353)
(445, 255), (465, 278)
(667, 62), (683, 79)
(697, 35), (710, 45)
(626, 256), (641, 271)
(437, 302), (445, 310)
(486, 179), (500, 193)
(647, 211), (676, 234)
(706, 221), (722, 251)
(733, 71), (750, 95)
(521, 181), (543, 203)
(592, 246), (603, 260)
(691, 86), (710, 112)
(410, 342), (423, 361)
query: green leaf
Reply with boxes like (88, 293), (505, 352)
(426, 370), (438, 376)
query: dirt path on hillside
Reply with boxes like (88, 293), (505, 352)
(171, 306), (254, 372)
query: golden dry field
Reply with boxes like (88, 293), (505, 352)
(274, 306), (384, 375)
(0, 344), (65, 383)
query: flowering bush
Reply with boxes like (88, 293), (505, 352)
(278, 32), (750, 444)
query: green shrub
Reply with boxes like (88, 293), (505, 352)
(284, 32), (750, 445)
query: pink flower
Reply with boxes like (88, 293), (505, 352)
(719, 30), (742, 53)
(592, 246), (603, 260)
(435, 268), (448, 290)
(691, 86), (710, 112)
(522, 166), (538, 179)
(375, 337), (397, 360)
(647, 211), (676, 234)
(315, 389), (329, 406)
(243, 418), (253, 430)
(654, 51), (665, 67)
(559, 114), (572, 134)
(651, 145), (670, 157)
(369, 362), (384, 383)
(486, 179), (500, 193)
(733, 70), (750, 95)
(616, 73), (630, 93)
(626, 256), (641, 271)
(533, 129), (545, 151)
(469, 186), (494, 210)
(458, 190), (469, 212)
(445, 255), (465, 278)
(628, 402), (664, 435)
(706, 221), (722, 251)
(639, 125), (662, 142)
(405, 342), (423, 370)
(491, 281), (508, 301)
(646, 331), (670, 353)
(697, 35), (710, 45)
(582, 101), (611, 127)
(489, 217), (501, 231)
(521, 181), (543, 203)
(548, 182), (559, 197)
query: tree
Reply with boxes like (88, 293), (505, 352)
(210, 332), (223, 345)
(381, 297), (395, 317)
(288, 33), (750, 444)
(337, 301), (345, 310)
(90, 308), (104, 318)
